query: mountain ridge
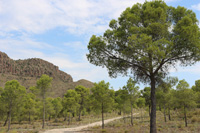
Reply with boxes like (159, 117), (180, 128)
(0, 51), (93, 97)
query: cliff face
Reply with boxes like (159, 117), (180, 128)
(0, 51), (93, 97)
(0, 51), (73, 82)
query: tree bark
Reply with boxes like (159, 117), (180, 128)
(78, 112), (81, 121)
(131, 104), (133, 126)
(123, 104), (126, 123)
(102, 102), (104, 129)
(78, 107), (82, 121)
(8, 104), (11, 132)
(71, 115), (73, 123)
(141, 108), (143, 122)
(68, 113), (70, 125)
(42, 96), (45, 129)
(63, 116), (66, 121)
(78, 99), (84, 121)
(184, 105), (187, 127)
(164, 104), (166, 122)
(55, 115), (58, 122)
(118, 110), (122, 115)
(159, 104), (161, 111)
(150, 75), (157, 133)
(3, 111), (9, 126)
(168, 107), (171, 121)
(29, 111), (31, 124)
(123, 112), (126, 123)
(149, 104), (151, 117)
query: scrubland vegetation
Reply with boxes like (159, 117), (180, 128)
(1, 0), (200, 133)
(0, 74), (200, 133)
(88, 109), (200, 133)
(86, 0), (200, 132)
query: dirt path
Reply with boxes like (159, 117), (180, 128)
(42, 113), (138, 133)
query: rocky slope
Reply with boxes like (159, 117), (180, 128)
(0, 51), (93, 97)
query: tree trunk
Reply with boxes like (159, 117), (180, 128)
(71, 115), (73, 123)
(18, 114), (22, 124)
(78, 107), (81, 121)
(131, 104), (133, 126)
(3, 111), (9, 126)
(150, 75), (157, 133)
(123, 112), (126, 123)
(8, 104), (11, 132)
(118, 110), (122, 115)
(159, 104), (161, 111)
(184, 105), (187, 127)
(29, 111), (31, 124)
(102, 102), (104, 129)
(42, 97), (45, 129)
(68, 113), (71, 125)
(55, 115), (58, 122)
(64, 116), (66, 121)
(168, 107), (171, 121)
(49, 115), (51, 121)
(149, 104), (151, 117)
(164, 104), (166, 122)
(141, 108), (143, 122)
(123, 104), (126, 123)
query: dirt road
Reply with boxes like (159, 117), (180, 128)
(42, 113), (138, 133)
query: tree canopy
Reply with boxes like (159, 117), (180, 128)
(192, 79), (200, 92)
(36, 74), (52, 129)
(0, 80), (26, 131)
(123, 78), (140, 126)
(90, 80), (115, 129)
(75, 85), (90, 121)
(87, 1), (200, 132)
(87, 1), (200, 83)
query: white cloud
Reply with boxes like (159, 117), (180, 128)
(177, 63), (200, 73)
(64, 41), (86, 50)
(0, 38), (55, 59)
(0, 0), (148, 35)
(192, 3), (200, 11)
(0, 0), (189, 89)
(169, 62), (200, 74)
(0, 0), (179, 35)
(0, 38), (111, 83)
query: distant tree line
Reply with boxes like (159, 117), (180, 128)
(0, 74), (200, 132)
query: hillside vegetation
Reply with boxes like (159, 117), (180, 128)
(0, 51), (93, 97)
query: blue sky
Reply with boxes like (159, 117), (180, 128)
(0, 0), (200, 90)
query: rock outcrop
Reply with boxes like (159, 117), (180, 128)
(0, 51), (93, 97)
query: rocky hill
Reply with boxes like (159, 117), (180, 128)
(0, 51), (94, 97)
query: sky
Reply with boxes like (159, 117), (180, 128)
(0, 0), (200, 90)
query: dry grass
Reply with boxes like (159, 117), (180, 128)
(1, 109), (200, 133)
(0, 112), (119, 133)
(85, 109), (200, 133)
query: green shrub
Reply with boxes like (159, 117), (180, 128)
(124, 130), (129, 133)
(158, 128), (162, 131)
(193, 110), (200, 115)
(178, 124), (183, 129)
(191, 117), (198, 123)
(9, 130), (18, 133)
(101, 129), (107, 133)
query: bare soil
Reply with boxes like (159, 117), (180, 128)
(42, 113), (138, 133)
